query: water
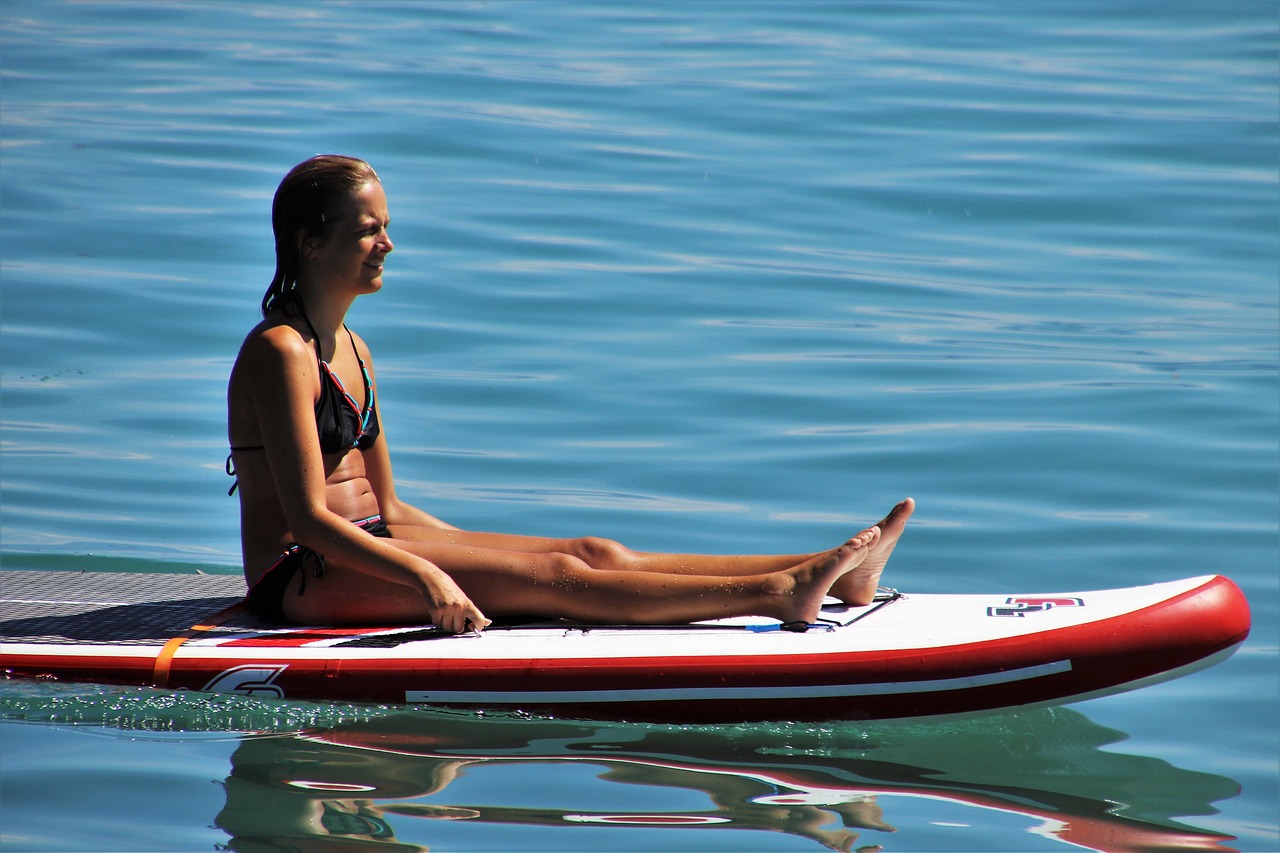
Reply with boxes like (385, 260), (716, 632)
(1, 1), (1276, 850)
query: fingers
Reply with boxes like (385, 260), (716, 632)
(462, 609), (492, 635)
(422, 569), (490, 634)
(437, 603), (490, 635)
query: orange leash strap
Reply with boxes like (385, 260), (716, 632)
(152, 600), (249, 689)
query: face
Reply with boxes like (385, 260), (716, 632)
(303, 181), (394, 294)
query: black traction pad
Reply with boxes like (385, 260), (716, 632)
(1, 570), (262, 645)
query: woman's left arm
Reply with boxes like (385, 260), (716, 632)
(356, 336), (460, 531)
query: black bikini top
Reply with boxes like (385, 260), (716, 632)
(226, 312), (380, 494)
(304, 313), (381, 454)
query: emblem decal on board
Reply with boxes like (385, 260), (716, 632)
(987, 596), (1084, 617)
(202, 664), (288, 698)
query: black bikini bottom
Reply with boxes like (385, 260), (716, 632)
(245, 515), (391, 624)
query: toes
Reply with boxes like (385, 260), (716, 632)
(854, 526), (880, 548)
(882, 497), (915, 528)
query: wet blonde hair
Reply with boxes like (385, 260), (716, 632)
(261, 155), (381, 317)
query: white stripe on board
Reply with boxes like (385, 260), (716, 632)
(404, 659), (1073, 705)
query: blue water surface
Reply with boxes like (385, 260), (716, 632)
(2, 2), (1277, 851)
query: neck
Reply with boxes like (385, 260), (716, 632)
(294, 284), (356, 361)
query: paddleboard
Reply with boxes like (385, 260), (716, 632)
(0, 570), (1249, 722)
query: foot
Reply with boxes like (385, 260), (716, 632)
(829, 498), (915, 606)
(772, 527), (881, 625)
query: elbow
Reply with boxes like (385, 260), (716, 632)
(286, 507), (349, 552)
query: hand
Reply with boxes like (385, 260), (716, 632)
(421, 568), (491, 634)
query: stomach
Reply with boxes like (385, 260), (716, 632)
(238, 450), (380, 580)
(321, 469), (380, 517)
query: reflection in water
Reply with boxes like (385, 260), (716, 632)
(203, 703), (1239, 853)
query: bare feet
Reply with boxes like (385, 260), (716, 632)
(771, 526), (881, 625)
(829, 498), (915, 606)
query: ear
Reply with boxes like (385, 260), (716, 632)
(296, 229), (323, 260)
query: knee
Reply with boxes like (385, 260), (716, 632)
(529, 551), (591, 590)
(570, 536), (633, 570)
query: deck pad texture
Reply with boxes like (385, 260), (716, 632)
(1, 571), (252, 645)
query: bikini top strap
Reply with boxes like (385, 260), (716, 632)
(298, 306), (324, 361)
(299, 307), (362, 367)
(343, 324), (375, 430)
(344, 324), (363, 365)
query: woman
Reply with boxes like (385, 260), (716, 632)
(227, 155), (914, 633)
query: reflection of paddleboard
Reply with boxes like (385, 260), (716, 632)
(0, 571), (1249, 722)
(293, 725), (1238, 853)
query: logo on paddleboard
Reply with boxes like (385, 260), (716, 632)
(987, 596), (1084, 617)
(202, 664), (288, 698)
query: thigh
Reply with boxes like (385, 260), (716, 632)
(385, 537), (575, 617)
(280, 557), (431, 625)
(283, 537), (570, 626)
(387, 523), (582, 556)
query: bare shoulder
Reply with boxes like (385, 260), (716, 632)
(235, 319), (312, 370)
(229, 319), (319, 402)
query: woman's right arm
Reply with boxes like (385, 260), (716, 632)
(240, 327), (487, 632)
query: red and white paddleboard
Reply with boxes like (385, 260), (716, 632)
(0, 570), (1249, 722)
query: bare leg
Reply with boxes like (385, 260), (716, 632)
(387, 498), (915, 585)
(284, 528), (881, 627)
(385, 524), (814, 576)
